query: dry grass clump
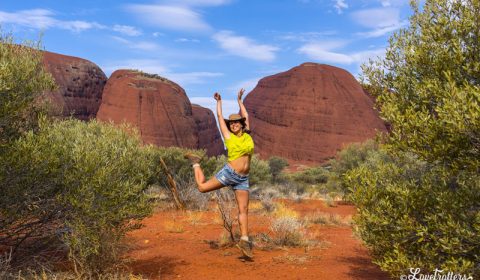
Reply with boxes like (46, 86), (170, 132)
(305, 211), (351, 226)
(185, 211), (204, 226)
(248, 201), (264, 212)
(270, 216), (306, 247)
(272, 253), (318, 265)
(272, 202), (299, 219)
(163, 215), (184, 233)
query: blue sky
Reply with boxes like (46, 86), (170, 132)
(0, 0), (413, 115)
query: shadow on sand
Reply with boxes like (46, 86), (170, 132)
(338, 250), (392, 280)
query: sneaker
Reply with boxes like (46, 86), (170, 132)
(236, 239), (254, 258)
(183, 152), (202, 164)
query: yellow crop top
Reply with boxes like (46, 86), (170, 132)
(225, 132), (254, 161)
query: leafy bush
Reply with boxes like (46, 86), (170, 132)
(248, 155), (271, 185)
(354, 0), (480, 277)
(288, 166), (329, 185)
(0, 119), (155, 274)
(0, 31), (55, 148)
(346, 154), (480, 277)
(327, 140), (386, 198)
(268, 156), (289, 183)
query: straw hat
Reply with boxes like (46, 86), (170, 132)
(224, 114), (246, 125)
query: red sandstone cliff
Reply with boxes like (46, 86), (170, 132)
(42, 51), (106, 120)
(243, 62), (387, 164)
(192, 104), (225, 156)
(97, 70), (223, 155)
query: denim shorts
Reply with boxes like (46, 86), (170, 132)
(214, 164), (249, 191)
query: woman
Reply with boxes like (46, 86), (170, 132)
(184, 88), (254, 258)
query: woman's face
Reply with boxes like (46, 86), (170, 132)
(229, 120), (242, 134)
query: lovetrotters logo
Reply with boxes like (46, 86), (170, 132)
(400, 268), (473, 280)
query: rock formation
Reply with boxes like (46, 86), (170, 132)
(243, 62), (387, 164)
(97, 70), (224, 155)
(42, 51), (106, 120)
(192, 104), (225, 156)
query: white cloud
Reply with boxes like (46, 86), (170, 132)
(190, 97), (239, 117)
(113, 24), (142, 36)
(212, 30), (279, 62)
(164, 0), (232, 6)
(356, 20), (408, 37)
(351, 8), (400, 28)
(103, 59), (222, 85)
(0, 9), (105, 32)
(334, 0), (349, 14)
(111, 36), (160, 51)
(378, 0), (409, 7)
(175, 38), (200, 43)
(127, 4), (211, 32)
(227, 78), (260, 94)
(298, 41), (385, 65)
(165, 72), (223, 85)
(276, 31), (338, 42)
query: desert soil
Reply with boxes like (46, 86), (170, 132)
(126, 199), (391, 280)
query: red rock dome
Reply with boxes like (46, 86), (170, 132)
(97, 70), (224, 156)
(42, 51), (106, 120)
(243, 62), (387, 164)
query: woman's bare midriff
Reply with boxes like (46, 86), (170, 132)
(227, 155), (251, 175)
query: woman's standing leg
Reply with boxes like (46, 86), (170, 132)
(235, 190), (253, 258)
(234, 190), (250, 238)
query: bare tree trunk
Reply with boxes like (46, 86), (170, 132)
(159, 158), (186, 210)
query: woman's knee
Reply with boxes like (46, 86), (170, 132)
(197, 183), (209, 193)
(238, 204), (249, 214)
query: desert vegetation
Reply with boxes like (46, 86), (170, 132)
(351, 0), (480, 278)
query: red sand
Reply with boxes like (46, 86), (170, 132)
(126, 199), (391, 280)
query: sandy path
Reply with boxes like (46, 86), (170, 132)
(126, 200), (391, 280)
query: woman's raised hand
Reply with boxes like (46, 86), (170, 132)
(237, 88), (245, 101)
(214, 92), (221, 101)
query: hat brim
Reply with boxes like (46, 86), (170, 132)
(224, 117), (246, 123)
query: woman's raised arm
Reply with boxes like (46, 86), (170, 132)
(237, 88), (250, 131)
(214, 92), (231, 139)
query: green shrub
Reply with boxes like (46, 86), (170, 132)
(0, 119), (154, 274)
(346, 153), (479, 277)
(327, 140), (385, 198)
(0, 31), (56, 148)
(268, 156), (289, 183)
(289, 166), (329, 185)
(249, 155), (272, 185)
(355, 0), (480, 277)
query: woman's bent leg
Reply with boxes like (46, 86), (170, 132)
(193, 166), (224, 193)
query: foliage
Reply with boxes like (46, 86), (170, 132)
(346, 153), (480, 277)
(0, 119), (154, 274)
(361, 0), (480, 172)
(328, 140), (387, 198)
(288, 166), (329, 185)
(0, 31), (56, 148)
(249, 155), (272, 185)
(268, 156), (289, 183)
(354, 1), (480, 277)
(144, 146), (216, 209)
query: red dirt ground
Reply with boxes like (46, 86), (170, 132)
(126, 199), (391, 280)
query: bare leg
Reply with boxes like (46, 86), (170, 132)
(193, 166), (224, 193)
(234, 190), (249, 238)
